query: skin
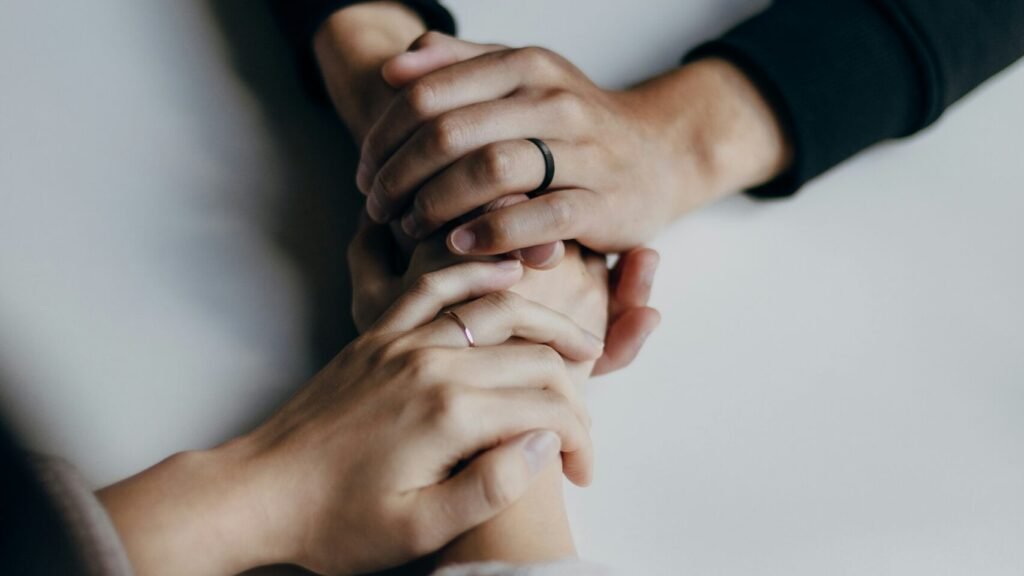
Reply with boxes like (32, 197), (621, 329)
(98, 260), (603, 576)
(309, 4), (687, 565)
(93, 6), (665, 575)
(315, 3), (660, 374)
(347, 224), (612, 565)
(355, 32), (792, 266)
(86, 1), (796, 572)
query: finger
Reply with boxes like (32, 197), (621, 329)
(373, 260), (523, 334)
(448, 189), (595, 257)
(431, 387), (593, 486)
(418, 430), (560, 544)
(381, 32), (502, 88)
(437, 344), (587, 426)
(361, 45), (571, 194)
(516, 241), (565, 270)
(366, 95), (579, 222)
(400, 139), (592, 239)
(613, 248), (660, 310)
(592, 307), (661, 376)
(481, 195), (566, 271)
(410, 290), (604, 361)
(444, 344), (572, 388)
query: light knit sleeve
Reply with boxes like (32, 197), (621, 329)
(30, 455), (134, 576)
(433, 560), (611, 576)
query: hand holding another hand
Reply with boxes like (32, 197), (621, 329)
(347, 221), (660, 376)
(356, 33), (790, 267)
(101, 260), (600, 576)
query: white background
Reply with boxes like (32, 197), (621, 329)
(1, 1), (1022, 575)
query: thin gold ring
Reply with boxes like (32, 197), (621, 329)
(443, 310), (476, 347)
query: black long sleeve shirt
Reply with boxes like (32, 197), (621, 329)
(273, 0), (1024, 197)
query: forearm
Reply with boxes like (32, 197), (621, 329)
(439, 461), (576, 566)
(96, 440), (285, 576)
(313, 2), (427, 141)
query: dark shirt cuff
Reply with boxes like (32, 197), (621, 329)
(686, 0), (925, 198)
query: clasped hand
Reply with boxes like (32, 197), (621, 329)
(357, 32), (691, 268)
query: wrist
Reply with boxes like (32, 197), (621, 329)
(439, 461), (575, 566)
(313, 2), (427, 142)
(98, 439), (290, 575)
(627, 58), (793, 216)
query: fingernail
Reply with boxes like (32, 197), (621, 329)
(367, 193), (388, 222)
(449, 227), (476, 254)
(356, 160), (372, 194)
(401, 212), (420, 238)
(521, 431), (560, 476)
(496, 259), (522, 271)
(521, 243), (558, 268)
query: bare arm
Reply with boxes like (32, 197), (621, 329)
(312, 2), (427, 142)
(427, 244), (611, 566)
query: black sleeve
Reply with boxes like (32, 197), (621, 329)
(269, 0), (456, 98)
(687, 0), (1024, 198)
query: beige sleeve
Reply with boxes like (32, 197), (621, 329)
(30, 455), (134, 576)
(433, 560), (611, 576)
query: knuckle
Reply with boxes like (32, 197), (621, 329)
(423, 383), (467, 430)
(477, 143), (516, 185)
(516, 46), (569, 81)
(479, 465), (516, 510)
(516, 46), (557, 69)
(542, 389), (574, 420)
(547, 89), (588, 126)
(428, 114), (465, 156)
(404, 81), (439, 120)
(483, 290), (522, 318)
(374, 166), (400, 202)
(408, 272), (442, 299)
(544, 194), (577, 233)
(413, 189), (442, 224)
(413, 30), (447, 50)
(365, 336), (402, 369)
(478, 214), (516, 250)
(402, 348), (444, 383)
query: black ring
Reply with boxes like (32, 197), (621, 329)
(526, 138), (555, 195)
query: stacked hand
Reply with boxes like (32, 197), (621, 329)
(331, 31), (672, 375)
(349, 218), (660, 375)
(101, 260), (602, 576)
(353, 32), (788, 270)
(356, 32), (684, 266)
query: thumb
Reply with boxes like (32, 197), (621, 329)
(420, 430), (560, 537)
(382, 32), (504, 87)
(592, 306), (661, 376)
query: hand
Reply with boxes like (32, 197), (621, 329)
(357, 33), (791, 266)
(100, 260), (602, 576)
(348, 221), (660, 376)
